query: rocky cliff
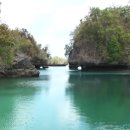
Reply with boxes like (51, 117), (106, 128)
(69, 47), (130, 71)
(67, 6), (130, 70)
(0, 53), (39, 77)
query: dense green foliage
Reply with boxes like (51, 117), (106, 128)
(49, 56), (67, 65)
(0, 24), (50, 64)
(65, 6), (130, 64)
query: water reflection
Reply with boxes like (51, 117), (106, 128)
(66, 71), (130, 129)
(1, 67), (130, 130)
(0, 73), (50, 130)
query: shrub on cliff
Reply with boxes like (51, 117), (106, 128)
(65, 6), (130, 64)
(0, 24), (50, 65)
(0, 24), (15, 64)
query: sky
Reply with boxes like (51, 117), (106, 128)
(0, 0), (129, 57)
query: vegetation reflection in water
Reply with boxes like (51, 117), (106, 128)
(0, 67), (130, 130)
(67, 71), (130, 130)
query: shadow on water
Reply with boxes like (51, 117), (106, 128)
(66, 71), (130, 129)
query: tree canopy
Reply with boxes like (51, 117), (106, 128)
(65, 6), (130, 64)
(0, 24), (50, 64)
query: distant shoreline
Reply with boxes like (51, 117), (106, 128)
(48, 64), (67, 66)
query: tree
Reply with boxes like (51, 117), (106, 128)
(0, 24), (50, 65)
(49, 56), (67, 64)
(65, 6), (130, 64)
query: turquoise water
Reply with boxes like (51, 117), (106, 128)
(0, 67), (130, 130)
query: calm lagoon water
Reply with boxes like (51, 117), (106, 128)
(0, 67), (130, 130)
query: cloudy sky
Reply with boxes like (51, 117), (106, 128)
(0, 0), (129, 57)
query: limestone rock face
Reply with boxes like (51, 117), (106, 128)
(69, 46), (130, 70)
(69, 44), (101, 70)
(0, 53), (39, 77)
(69, 45), (101, 65)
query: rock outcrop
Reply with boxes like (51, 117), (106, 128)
(0, 53), (39, 77)
(31, 57), (48, 69)
(69, 46), (130, 71)
(67, 6), (130, 71)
